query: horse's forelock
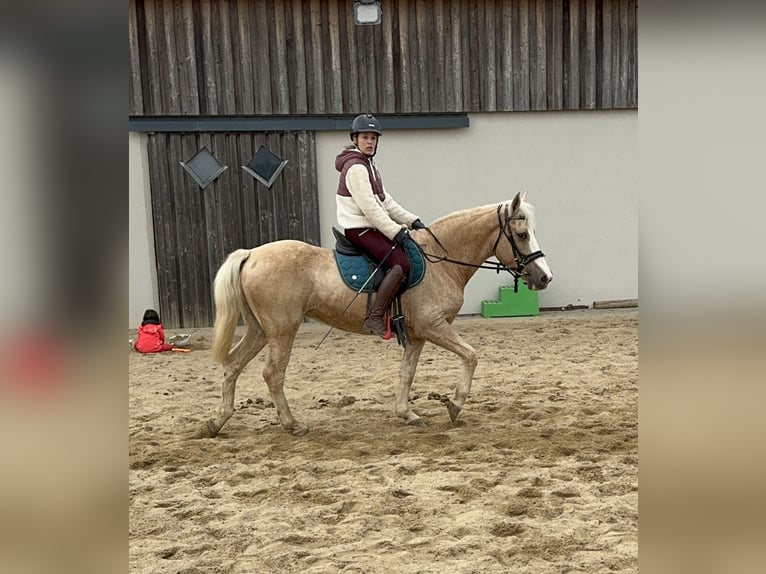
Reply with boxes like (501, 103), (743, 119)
(505, 198), (536, 231)
(519, 200), (536, 231)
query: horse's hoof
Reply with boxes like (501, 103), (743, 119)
(447, 401), (461, 422)
(407, 417), (426, 427)
(188, 420), (218, 439)
(290, 423), (309, 436)
(206, 420), (220, 437)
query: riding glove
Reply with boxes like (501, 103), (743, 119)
(394, 228), (410, 246)
(411, 219), (426, 230)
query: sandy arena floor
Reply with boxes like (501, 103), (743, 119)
(130, 308), (637, 573)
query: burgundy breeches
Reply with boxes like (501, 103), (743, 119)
(344, 227), (411, 277)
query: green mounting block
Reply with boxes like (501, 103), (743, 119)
(481, 283), (539, 318)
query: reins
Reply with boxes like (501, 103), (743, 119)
(420, 228), (508, 272)
(417, 204), (546, 292)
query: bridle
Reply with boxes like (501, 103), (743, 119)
(420, 204), (546, 292)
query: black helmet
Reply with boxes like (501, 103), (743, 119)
(350, 113), (382, 140)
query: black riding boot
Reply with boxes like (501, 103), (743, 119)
(364, 265), (405, 337)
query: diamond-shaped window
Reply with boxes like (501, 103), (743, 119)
(242, 145), (288, 188)
(180, 146), (228, 189)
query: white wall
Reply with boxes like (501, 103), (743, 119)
(129, 132), (159, 327)
(128, 109), (637, 325)
(317, 110), (638, 313)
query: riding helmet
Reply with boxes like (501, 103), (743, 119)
(350, 113), (382, 140)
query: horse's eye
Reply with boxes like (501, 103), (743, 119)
(518, 233), (529, 241)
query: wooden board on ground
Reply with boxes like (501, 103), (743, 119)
(593, 299), (638, 309)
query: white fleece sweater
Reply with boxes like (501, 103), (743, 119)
(335, 150), (418, 240)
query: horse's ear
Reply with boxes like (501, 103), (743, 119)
(511, 192), (521, 213)
(521, 190), (528, 202)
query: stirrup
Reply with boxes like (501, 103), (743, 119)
(383, 315), (392, 340)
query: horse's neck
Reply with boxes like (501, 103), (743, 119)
(427, 206), (499, 286)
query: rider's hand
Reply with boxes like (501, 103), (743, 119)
(411, 219), (426, 230)
(394, 228), (410, 246)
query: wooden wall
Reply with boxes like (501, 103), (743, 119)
(129, 0), (637, 116)
(130, 0), (637, 326)
(146, 131), (319, 328)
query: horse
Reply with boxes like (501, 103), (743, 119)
(200, 191), (552, 437)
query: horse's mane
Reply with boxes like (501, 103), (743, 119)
(429, 204), (493, 227)
(430, 198), (536, 231)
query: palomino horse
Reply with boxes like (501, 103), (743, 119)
(201, 191), (551, 437)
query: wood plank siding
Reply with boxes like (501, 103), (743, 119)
(130, 0), (636, 326)
(129, 0), (637, 116)
(146, 131), (319, 328)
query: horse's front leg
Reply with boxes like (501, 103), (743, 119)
(427, 324), (478, 423)
(396, 338), (426, 426)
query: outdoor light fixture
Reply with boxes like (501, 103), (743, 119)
(354, 0), (381, 26)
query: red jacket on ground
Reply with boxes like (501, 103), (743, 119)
(134, 324), (173, 353)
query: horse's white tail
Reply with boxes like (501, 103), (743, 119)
(212, 249), (253, 363)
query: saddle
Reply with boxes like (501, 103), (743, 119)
(332, 228), (426, 293)
(332, 228), (426, 347)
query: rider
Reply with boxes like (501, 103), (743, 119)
(335, 113), (426, 338)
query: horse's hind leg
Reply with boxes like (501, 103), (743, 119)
(396, 338), (426, 426)
(204, 325), (266, 438)
(262, 331), (307, 436)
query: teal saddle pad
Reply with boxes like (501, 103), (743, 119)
(333, 236), (426, 293)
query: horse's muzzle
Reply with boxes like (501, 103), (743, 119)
(526, 270), (552, 291)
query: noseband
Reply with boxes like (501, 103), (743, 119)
(420, 203), (546, 292)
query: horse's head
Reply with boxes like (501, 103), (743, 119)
(495, 191), (552, 291)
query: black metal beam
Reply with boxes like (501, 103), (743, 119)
(128, 114), (469, 133)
